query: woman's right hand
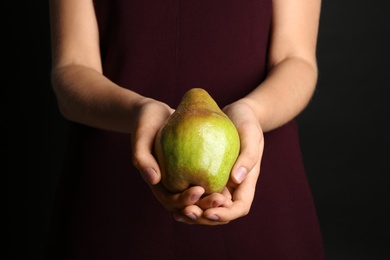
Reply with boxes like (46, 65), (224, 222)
(131, 98), (208, 212)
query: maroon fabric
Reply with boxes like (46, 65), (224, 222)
(44, 1), (324, 259)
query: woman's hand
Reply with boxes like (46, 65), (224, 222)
(131, 98), (208, 211)
(172, 100), (264, 225)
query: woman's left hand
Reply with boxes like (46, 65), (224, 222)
(172, 99), (264, 225)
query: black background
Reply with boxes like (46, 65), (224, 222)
(4, 0), (388, 259)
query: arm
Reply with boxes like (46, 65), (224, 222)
(49, 0), (146, 133)
(175, 0), (322, 225)
(49, 0), (205, 211)
(245, 0), (321, 132)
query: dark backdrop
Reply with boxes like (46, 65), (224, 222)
(4, 0), (388, 259)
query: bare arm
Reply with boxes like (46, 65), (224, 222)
(50, 0), (321, 225)
(49, 0), (152, 133)
(241, 0), (322, 132)
(177, 0), (322, 225)
(49, 0), (207, 212)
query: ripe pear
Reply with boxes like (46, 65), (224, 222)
(154, 88), (240, 195)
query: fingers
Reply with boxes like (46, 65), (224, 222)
(225, 104), (264, 184)
(131, 99), (213, 213)
(203, 199), (250, 223)
(171, 189), (233, 225)
(173, 205), (230, 226)
(131, 121), (162, 185)
(196, 189), (233, 209)
(175, 160), (261, 225)
(172, 199), (246, 225)
(177, 186), (205, 207)
(132, 99), (263, 226)
(131, 100), (173, 185)
(231, 122), (263, 184)
(149, 184), (205, 212)
(215, 161), (260, 222)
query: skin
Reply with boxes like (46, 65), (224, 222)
(49, 0), (321, 225)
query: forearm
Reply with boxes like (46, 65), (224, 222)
(243, 56), (318, 132)
(51, 64), (147, 133)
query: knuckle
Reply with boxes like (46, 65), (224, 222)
(242, 208), (250, 217)
(237, 201), (251, 217)
(246, 151), (259, 164)
(131, 151), (144, 170)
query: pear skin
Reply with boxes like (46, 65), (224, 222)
(154, 88), (240, 195)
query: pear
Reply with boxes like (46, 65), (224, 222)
(154, 88), (240, 195)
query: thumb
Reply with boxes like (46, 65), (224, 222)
(222, 100), (264, 185)
(231, 122), (264, 184)
(131, 128), (162, 185)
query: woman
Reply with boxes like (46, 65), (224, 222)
(45, 0), (324, 259)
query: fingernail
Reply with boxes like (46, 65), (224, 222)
(173, 214), (184, 222)
(186, 213), (197, 220)
(175, 216), (185, 222)
(142, 167), (157, 183)
(234, 166), (247, 183)
(207, 215), (219, 221)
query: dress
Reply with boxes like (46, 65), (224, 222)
(44, 1), (325, 259)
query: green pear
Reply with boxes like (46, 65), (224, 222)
(154, 88), (240, 195)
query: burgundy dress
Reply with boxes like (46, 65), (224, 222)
(44, 1), (325, 259)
